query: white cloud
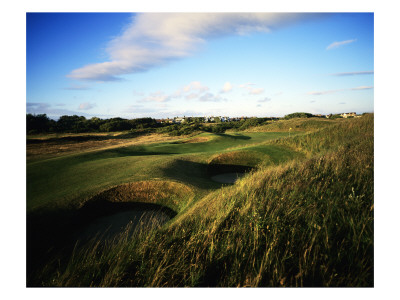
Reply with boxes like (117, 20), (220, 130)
(258, 97), (271, 102)
(182, 81), (209, 93)
(326, 39), (357, 50)
(308, 89), (341, 96)
(330, 71), (374, 76)
(64, 84), (90, 90)
(140, 91), (172, 102)
(185, 93), (200, 100)
(350, 86), (374, 90)
(138, 81), (210, 103)
(220, 82), (233, 93)
(199, 93), (226, 102)
(27, 102), (51, 110)
(177, 81), (210, 100)
(239, 83), (256, 88)
(308, 86), (374, 95)
(67, 13), (318, 81)
(239, 83), (264, 95)
(78, 102), (96, 110)
(249, 88), (264, 95)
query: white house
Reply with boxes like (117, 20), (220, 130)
(341, 112), (357, 118)
(174, 117), (186, 124)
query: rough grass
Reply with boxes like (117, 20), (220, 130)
(245, 117), (342, 133)
(208, 150), (268, 167)
(32, 114), (373, 287)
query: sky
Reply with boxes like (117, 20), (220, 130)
(26, 12), (374, 119)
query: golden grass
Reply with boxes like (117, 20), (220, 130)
(181, 136), (212, 143)
(26, 133), (193, 161)
(244, 117), (343, 132)
(208, 150), (268, 166)
(83, 180), (195, 212)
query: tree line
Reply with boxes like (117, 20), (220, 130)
(26, 114), (158, 135)
(26, 113), (331, 136)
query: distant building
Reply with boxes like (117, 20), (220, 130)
(341, 112), (357, 118)
(204, 116), (216, 122)
(174, 117), (186, 124)
(220, 116), (230, 122)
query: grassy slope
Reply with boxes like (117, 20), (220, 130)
(28, 116), (373, 287)
(244, 117), (343, 132)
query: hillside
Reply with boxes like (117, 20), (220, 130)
(27, 115), (374, 287)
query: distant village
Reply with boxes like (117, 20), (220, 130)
(155, 112), (360, 124)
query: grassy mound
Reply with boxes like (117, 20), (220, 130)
(39, 115), (373, 287)
(83, 180), (195, 213)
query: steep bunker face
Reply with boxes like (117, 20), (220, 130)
(208, 151), (267, 184)
(78, 205), (173, 241)
(76, 181), (193, 241)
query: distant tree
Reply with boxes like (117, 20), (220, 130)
(284, 112), (314, 119)
(26, 114), (53, 134)
(238, 118), (264, 130)
(213, 117), (221, 123)
(87, 117), (104, 132)
(128, 118), (157, 129)
(56, 115), (89, 133)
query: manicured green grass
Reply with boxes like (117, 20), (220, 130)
(27, 132), (299, 212)
(27, 116), (373, 287)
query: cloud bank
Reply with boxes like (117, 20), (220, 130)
(67, 13), (318, 81)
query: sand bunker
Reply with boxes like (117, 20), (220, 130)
(211, 172), (246, 184)
(75, 180), (192, 241)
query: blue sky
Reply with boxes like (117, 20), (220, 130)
(26, 12), (374, 119)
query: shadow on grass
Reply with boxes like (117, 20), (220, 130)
(66, 146), (177, 163)
(27, 201), (176, 286)
(207, 163), (253, 176)
(161, 159), (255, 189)
(161, 159), (220, 190)
(214, 133), (251, 140)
